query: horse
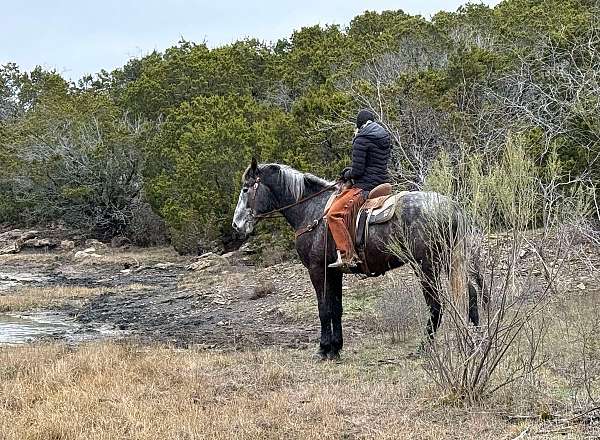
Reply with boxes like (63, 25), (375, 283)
(232, 159), (484, 360)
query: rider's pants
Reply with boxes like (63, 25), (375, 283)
(325, 187), (365, 259)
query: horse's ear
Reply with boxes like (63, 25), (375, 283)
(251, 157), (258, 173)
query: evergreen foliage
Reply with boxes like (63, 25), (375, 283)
(0, 1), (597, 250)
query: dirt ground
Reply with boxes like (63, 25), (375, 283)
(1, 231), (598, 351)
(0, 246), (404, 349)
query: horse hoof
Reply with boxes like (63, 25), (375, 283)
(327, 351), (341, 362)
(315, 351), (328, 361)
(407, 341), (429, 358)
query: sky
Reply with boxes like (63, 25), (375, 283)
(2, 0), (502, 81)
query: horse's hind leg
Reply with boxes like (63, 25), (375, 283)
(468, 281), (479, 326)
(468, 255), (486, 326)
(419, 261), (443, 341)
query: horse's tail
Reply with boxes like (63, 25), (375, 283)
(468, 235), (489, 307)
(448, 207), (469, 318)
(449, 208), (489, 313)
(449, 238), (468, 315)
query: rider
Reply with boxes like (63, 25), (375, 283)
(327, 109), (391, 269)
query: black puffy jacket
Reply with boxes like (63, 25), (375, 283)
(348, 121), (391, 191)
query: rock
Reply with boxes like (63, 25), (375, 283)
(222, 250), (246, 265)
(19, 230), (40, 241)
(0, 229), (24, 241)
(73, 249), (103, 261)
(0, 242), (20, 255)
(84, 239), (108, 251)
(239, 242), (258, 255)
(222, 251), (236, 261)
(60, 240), (75, 251)
(576, 283), (586, 290)
(154, 262), (176, 270)
(186, 252), (229, 272)
(73, 251), (88, 260)
(21, 238), (58, 249)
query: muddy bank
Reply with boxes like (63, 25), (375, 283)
(0, 248), (347, 348)
(2, 230), (599, 348)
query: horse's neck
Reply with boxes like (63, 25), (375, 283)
(279, 181), (333, 231)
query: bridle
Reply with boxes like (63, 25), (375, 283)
(246, 175), (342, 300)
(247, 176), (340, 220)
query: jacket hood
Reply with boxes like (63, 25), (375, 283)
(358, 121), (388, 140)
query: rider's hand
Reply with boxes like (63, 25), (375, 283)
(340, 167), (352, 181)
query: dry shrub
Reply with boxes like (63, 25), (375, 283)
(125, 200), (169, 246)
(170, 213), (221, 255)
(390, 137), (596, 404)
(250, 281), (276, 300)
(376, 279), (424, 344)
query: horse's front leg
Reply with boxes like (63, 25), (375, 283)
(328, 269), (343, 360)
(309, 266), (343, 360)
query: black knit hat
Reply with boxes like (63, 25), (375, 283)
(356, 109), (375, 128)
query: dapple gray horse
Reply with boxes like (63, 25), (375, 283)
(232, 159), (484, 360)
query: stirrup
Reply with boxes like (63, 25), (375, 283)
(328, 251), (359, 269)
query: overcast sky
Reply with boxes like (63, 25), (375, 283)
(2, 0), (501, 81)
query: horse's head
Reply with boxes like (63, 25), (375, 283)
(232, 158), (276, 236)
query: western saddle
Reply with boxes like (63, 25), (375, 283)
(324, 183), (408, 275)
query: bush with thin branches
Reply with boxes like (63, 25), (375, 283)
(390, 136), (597, 403)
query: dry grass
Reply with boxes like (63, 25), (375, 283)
(74, 246), (187, 267)
(2, 334), (597, 439)
(0, 246), (186, 267)
(0, 339), (520, 440)
(0, 286), (109, 312)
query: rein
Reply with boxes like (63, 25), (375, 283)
(252, 177), (339, 220)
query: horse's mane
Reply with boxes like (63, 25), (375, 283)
(243, 163), (332, 201)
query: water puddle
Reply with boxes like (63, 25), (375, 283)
(0, 312), (125, 345)
(0, 272), (51, 291)
(0, 312), (76, 344)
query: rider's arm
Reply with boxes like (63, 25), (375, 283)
(349, 135), (368, 178)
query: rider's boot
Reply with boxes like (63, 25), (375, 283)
(328, 250), (359, 269)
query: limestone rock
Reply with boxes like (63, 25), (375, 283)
(154, 262), (177, 270)
(186, 252), (229, 272)
(73, 249), (103, 261)
(21, 238), (58, 249)
(0, 242), (20, 255)
(20, 230), (40, 241)
(239, 242), (258, 255)
(84, 239), (108, 251)
(0, 229), (24, 241)
(60, 240), (75, 251)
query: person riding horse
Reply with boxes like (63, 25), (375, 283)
(326, 109), (391, 269)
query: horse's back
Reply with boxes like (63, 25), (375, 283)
(392, 191), (457, 226)
(368, 191), (464, 260)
